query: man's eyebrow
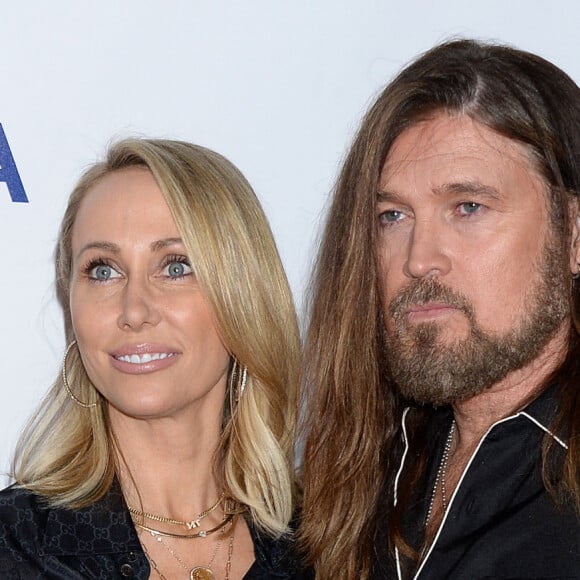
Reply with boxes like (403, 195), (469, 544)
(376, 182), (501, 202)
(376, 190), (404, 203)
(433, 181), (501, 199)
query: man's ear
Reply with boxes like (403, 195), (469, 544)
(569, 198), (580, 276)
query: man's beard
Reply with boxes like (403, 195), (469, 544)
(384, 240), (570, 406)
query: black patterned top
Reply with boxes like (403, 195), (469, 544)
(0, 481), (312, 579)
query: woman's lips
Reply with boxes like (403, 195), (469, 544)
(115, 352), (174, 364)
(110, 344), (181, 374)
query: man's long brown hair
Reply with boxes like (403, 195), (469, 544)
(300, 39), (580, 579)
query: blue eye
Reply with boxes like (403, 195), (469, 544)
(379, 209), (405, 225)
(94, 265), (111, 280)
(164, 259), (193, 278)
(88, 263), (120, 281)
(168, 262), (185, 277)
(458, 202), (482, 215)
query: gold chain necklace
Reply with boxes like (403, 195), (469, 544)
(133, 512), (235, 539)
(160, 521), (235, 580)
(129, 492), (225, 530)
(139, 517), (236, 580)
(140, 540), (168, 580)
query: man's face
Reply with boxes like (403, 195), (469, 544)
(376, 113), (570, 405)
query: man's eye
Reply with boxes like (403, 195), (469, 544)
(379, 209), (405, 225)
(458, 202), (482, 215)
(164, 260), (193, 278)
(89, 264), (120, 281)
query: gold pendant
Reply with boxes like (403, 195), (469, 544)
(190, 566), (215, 580)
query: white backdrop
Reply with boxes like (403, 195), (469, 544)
(2, 0), (579, 480)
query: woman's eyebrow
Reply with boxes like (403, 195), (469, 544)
(76, 241), (120, 260)
(150, 237), (184, 252)
(75, 238), (184, 261)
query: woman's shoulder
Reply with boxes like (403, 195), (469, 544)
(0, 484), (49, 528)
(0, 482), (45, 503)
(0, 484), (49, 577)
(0, 484), (48, 535)
(0, 483), (146, 579)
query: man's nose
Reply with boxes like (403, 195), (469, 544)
(403, 218), (452, 279)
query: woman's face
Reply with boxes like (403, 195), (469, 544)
(69, 167), (230, 421)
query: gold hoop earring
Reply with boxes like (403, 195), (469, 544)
(62, 340), (98, 408)
(228, 358), (248, 412)
(238, 364), (248, 398)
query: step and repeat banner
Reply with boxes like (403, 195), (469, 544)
(2, 1), (579, 479)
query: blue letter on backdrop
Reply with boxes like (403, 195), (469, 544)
(0, 124), (28, 202)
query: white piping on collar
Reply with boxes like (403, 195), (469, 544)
(395, 406), (567, 580)
(394, 407), (411, 580)
(519, 411), (568, 449)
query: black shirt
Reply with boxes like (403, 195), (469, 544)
(373, 385), (580, 579)
(0, 482), (312, 579)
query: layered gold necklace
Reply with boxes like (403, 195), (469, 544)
(129, 492), (225, 531)
(130, 493), (240, 579)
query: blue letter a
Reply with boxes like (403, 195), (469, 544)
(0, 124), (28, 203)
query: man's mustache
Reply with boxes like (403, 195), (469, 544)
(389, 278), (475, 322)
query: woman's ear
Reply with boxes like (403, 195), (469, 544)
(570, 199), (580, 276)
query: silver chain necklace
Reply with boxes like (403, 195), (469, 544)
(425, 419), (455, 525)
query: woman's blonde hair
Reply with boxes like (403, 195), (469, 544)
(13, 138), (301, 536)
